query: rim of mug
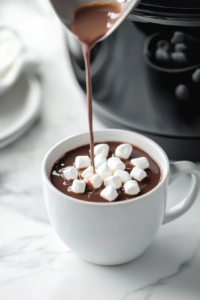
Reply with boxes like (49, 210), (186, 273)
(42, 129), (169, 206)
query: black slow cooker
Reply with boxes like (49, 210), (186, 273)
(68, 0), (200, 160)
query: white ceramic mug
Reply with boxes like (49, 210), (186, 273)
(42, 129), (200, 265)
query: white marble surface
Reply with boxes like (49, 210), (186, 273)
(1, 2), (200, 299)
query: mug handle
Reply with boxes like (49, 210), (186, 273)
(163, 161), (200, 225)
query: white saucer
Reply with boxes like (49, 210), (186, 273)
(0, 74), (41, 148)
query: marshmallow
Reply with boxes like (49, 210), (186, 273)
(71, 179), (86, 194)
(81, 166), (93, 179)
(104, 175), (122, 189)
(62, 166), (78, 181)
(130, 157), (149, 170)
(96, 163), (112, 180)
(107, 157), (125, 174)
(84, 174), (103, 189)
(114, 170), (132, 184)
(75, 156), (91, 169)
(94, 144), (109, 157)
(94, 154), (107, 168)
(124, 180), (140, 196)
(131, 167), (147, 182)
(100, 186), (118, 202)
(115, 144), (132, 159)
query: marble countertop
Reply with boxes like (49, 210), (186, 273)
(1, 6), (200, 300)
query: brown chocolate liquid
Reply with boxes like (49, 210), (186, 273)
(51, 142), (162, 203)
(71, 2), (122, 172)
(50, 1), (162, 202)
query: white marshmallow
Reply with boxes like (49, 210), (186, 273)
(131, 157), (149, 170)
(104, 175), (122, 189)
(84, 174), (103, 189)
(124, 180), (140, 196)
(115, 144), (133, 159)
(108, 156), (120, 164)
(107, 157), (125, 174)
(94, 144), (109, 157)
(94, 154), (107, 168)
(114, 170), (132, 184)
(81, 166), (93, 179)
(75, 156), (91, 169)
(100, 186), (118, 202)
(62, 166), (78, 181)
(131, 167), (147, 182)
(96, 163), (112, 180)
(71, 179), (86, 194)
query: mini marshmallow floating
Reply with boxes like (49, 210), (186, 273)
(71, 179), (86, 194)
(96, 163), (112, 180)
(81, 166), (93, 179)
(94, 154), (107, 168)
(75, 156), (91, 169)
(104, 175), (122, 189)
(84, 174), (103, 189)
(131, 167), (147, 182)
(100, 185), (118, 202)
(124, 180), (140, 196)
(94, 143), (109, 157)
(107, 157), (125, 174)
(115, 144), (132, 159)
(130, 157), (149, 170)
(114, 170), (132, 184)
(63, 166), (78, 181)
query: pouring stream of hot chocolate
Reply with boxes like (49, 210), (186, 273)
(71, 2), (122, 172)
(82, 44), (95, 172)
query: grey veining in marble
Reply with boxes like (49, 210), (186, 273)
(0, 1), (200, 300)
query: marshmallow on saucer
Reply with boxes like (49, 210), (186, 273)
(81, 166), (93, 179)
(104, 175), (122, 189)
(100, 186), (118, 202)
(94, 144), (109, 157)
(84, 174), (103, 189)
(131, 167), (147, 182)
(114, 170), (132, 184)
(94, 154), (107, 168)
(75, 156), (91, 169)
(131, 157), (149, 170)
(107, 157), (125, 174)
(71, 179), (86, 194)
(96, 163), (112, 180)
(115, 144), (132, 159)
(124, 180), (140, 196)
(63, 166), (78, 181)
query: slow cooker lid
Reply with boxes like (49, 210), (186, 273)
(140, 0), (200, 9)
(131, 0), (200, 26)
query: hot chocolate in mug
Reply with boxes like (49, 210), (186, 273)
(42, 129), (200, 265)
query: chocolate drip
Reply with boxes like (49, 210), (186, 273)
(82, 44), (95, 172)
(71, 2), (122, 172)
